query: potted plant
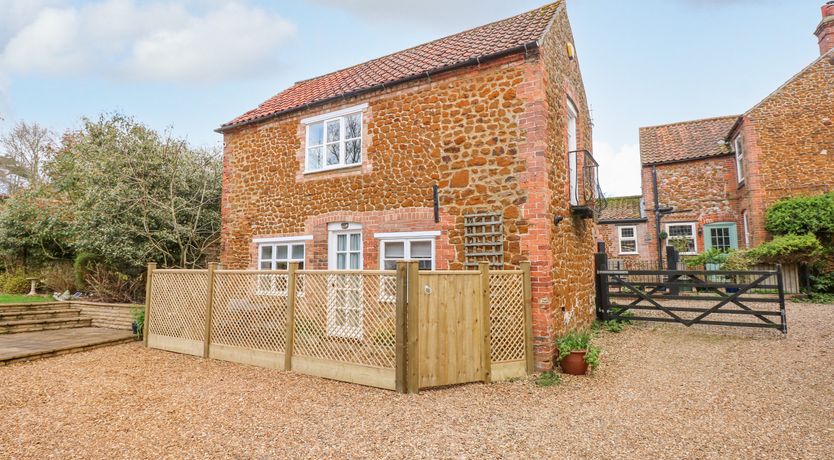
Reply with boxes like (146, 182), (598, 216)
(555, 330), (600, 375)
(130, 307), (145, 338)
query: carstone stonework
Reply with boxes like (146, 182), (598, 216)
(220, 4), (596, 370)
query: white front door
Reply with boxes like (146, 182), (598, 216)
(327, 227), (363, 338)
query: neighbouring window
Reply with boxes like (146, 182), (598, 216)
(709, 226), (732, 252)
(734, 135), (745, 183)
(743, 211), (751, 248)
(618, 226), (638, 254)
(256, 240), (306, 295)
(567, 98), (578, 206)
(303, 104), (365, 173)
(666, 223), (697, 255)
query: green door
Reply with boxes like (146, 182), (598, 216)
(704, 223), (738, 252)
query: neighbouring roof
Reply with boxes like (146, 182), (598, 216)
(598, 195), (644, 222)
(218, 2), (562, 132)
(639, 115), (739, 165)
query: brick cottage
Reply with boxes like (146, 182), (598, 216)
(599, 2), (834, 266)
(216, 2), (600, 370)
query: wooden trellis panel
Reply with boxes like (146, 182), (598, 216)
(464, 212), (504, 269)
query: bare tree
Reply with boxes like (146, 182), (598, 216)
(0, 121), (54, 193)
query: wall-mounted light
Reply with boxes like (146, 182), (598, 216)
(566, 42), (576, 61)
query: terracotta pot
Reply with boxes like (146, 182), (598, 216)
(559, 350), (589, 375)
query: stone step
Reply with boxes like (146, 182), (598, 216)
(0, 309), (82, 322)
(0, 317), (93, 334)
(0, 303), (65, 313)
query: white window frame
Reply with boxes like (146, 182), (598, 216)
(734, 135), (745, 183)
(328, 223), (363, 270)
(743, 210), (751, 248)
(375, 231), (438, 302)
(567, 98), (578, 206)
(665, 223), (698, 255)
(327, 223), (363, 339)
(302, 103), (367, 174)
(617, 226), (638, 255)
(255, 236), (309, 296)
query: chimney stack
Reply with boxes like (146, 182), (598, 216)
(816, 1), (834, 55)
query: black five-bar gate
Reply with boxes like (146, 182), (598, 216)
(595, 250), (787, 334)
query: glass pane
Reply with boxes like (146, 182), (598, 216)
(620, 227), (634, 238)
(275, 262), (288, 270)
(259, 261), (271, 270)
(275, 245), (288, 260)
(669, 225), (693, 237)
(411, 241), (431, 258)
(418, 260), (432, 270)
(347, 310), (360, 328)
(260, 245), (272, 260)
(337, 253), (346, 269)
(384, 242), (405, 258)
(337, 234), (346, 251)
(350, 233), (361, 251)
(620, 241), (636, 253)
(326, 120), (340, 142)
(345, 139), (361, 164)
(326, 144), (340, 165)
(307, 147), (322, 170)
(349, 253), (360, 269)
(291, 244), (304, 260)
(308, 123), (324, 146)
(345, 114), (361, 138)
(384, 260), (397, 270)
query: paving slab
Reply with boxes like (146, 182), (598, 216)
(0, 327), (136, 365)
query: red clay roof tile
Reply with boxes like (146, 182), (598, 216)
(639, 115), (740, 165)
(219, 2), (562, 131)
(599, 195), (644, 221)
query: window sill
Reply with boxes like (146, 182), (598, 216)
(618, 252), (639, 256)
(303, 163), (362, 176)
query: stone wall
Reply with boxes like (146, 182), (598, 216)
(735, 53), (834, 246)
(220, 4), (595, 370)
(68, 301), (137, 330)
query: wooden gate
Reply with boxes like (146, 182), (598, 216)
(416, 271), (486, 388)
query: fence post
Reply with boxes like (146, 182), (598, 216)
(594, 252), (608, 321)
(405, 261), (420, 394)
(142, 262), (156, 347)
(202, 262), (218, 358)
(776, 264), (788, 334)
(479, 261), (492, 384)
(284, 262), (299, 371)
(520, 261), (534, 374)
(666, 245), (680, 296)
(394, 261), (408, 393)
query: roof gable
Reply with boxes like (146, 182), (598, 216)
(639, 115), (739, 165)
(218, 2), (562, 131)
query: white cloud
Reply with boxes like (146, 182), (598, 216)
(0, 0), (296, 83)
(593, 141), (642, 198)
(308, 0), (524, 27)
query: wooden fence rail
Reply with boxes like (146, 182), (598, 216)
(145, 261), (532, 393)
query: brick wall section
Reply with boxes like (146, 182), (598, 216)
(221, 5), (595, 370)
(596, 221), (652, 262)
(734, 53), (834, 246)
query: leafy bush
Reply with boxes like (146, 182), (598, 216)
(131, 306), (145, 337)
(0, 270), (31, 294)
(765, 192), (834, 237)
(555, 330), (601, 370)
(40, 262), (78, 293)
(685, 248), (731, 268)
(809, 271), (834, 294)
(73, 252), (99, 289)
(747, 234), (826, 265)
(722, 250), (754, 271)
(534, 371), (562, 387)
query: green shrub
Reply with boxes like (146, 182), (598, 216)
(686, 248), (731, 268)
(40, 262), (78, 293)
(0, 270), (32, 294)
(747, 234), (826, 265)
(73, 252), (99, 289)
(534, 371), (562, 387)
(765, 192), (834, 237)
(131, 306), (145, 337)
(555, 329), (601, 370)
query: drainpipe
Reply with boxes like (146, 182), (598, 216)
(652, 165), (663, 270)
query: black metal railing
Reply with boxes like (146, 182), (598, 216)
(569, 150), (606, 219)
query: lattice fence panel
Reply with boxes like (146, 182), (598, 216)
(148, 271), (208, 341)
(210, 272), (288, 352)
(464, 212), (504, 269)
(294, 272), (397, 368)
(489, 272), (526, 363)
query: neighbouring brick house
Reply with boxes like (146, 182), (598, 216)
(217, 2), (600, 370)
(595, 195), (650, 267)
(598, 3), (834, 265)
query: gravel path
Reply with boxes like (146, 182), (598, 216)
(1, 302), (832, 459)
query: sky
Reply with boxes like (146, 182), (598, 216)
(0, 0), (826, 196)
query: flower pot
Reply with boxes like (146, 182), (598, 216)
(132, 321), (140, 335)
(559, 350), (589, 375)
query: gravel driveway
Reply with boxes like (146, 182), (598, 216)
(1, 301), (832, 459)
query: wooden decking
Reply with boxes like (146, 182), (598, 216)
(0, 327), (136, 366)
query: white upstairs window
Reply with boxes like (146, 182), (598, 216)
(567, 98), (578, 206)
(303, 104), (366, 173)
(734, 135), (745, 183)
(618, 226), (638, 255)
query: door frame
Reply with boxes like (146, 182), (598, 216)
(703, 222), (739, 252)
